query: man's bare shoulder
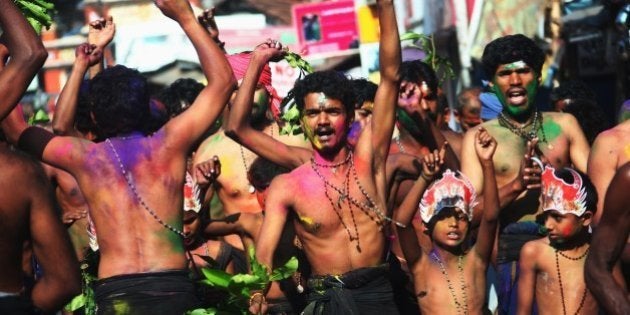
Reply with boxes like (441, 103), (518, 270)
(521, 237), (549, 259)
(0, 147), (45, 183)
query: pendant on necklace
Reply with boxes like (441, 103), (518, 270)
(331, 167), (337, 174)
(356, 244), (362, 252)
(337, 194), (346, 208)
(296, 284), (304, 293)
(248, 185), (256, 194)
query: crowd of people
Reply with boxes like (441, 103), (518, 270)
(0, 0), (628, 314)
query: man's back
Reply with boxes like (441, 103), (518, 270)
(0, 145), (79, 312)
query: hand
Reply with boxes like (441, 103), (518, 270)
(474, 127), (497, 162)
(514, 138), (543, 191)
(419, 141), (447, 181)
(154, 0), (194, 23)
(194, 155), (221, 187)
(198, 8), (222, 46)
(75, 43), (103, 68)
(248, 292), (268, 315)
(62, 209), (88, 225)
(253, 39), (287, 63)
(88, 16), (116, 49)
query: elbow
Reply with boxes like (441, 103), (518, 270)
(16, 45), (48, 70)
(223, 126), (241, 142)
(51, 123), (69, 136)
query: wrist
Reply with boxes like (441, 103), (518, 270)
(249, 291), (266, 306)
(419, 171), (433, 182)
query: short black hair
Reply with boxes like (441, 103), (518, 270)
(550, 80), (597, 103)
(293, 71), (356, 116)
(247, 157), (290, 191)
(157, 78), (205, 117)
(89, 65), (152, 139)
(481, 34), (546, 80)
(399, 60), (438, 96)
(349, 78), (377, 109)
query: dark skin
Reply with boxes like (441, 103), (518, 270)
(585, 162), (630, 315)
(0, 0), (48, 120)
(0, 143), (80, 312)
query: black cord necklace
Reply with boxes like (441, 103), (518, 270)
(555, 246), (589, 315)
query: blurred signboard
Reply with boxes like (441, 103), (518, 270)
(292, 0), (359, 55)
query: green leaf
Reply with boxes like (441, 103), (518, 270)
(188, 308), (218, 315)
(200, 268), (232, 288)
(64, 294), (86, 312)
(269, 256), (299, 281)
(400, 32), (424, 42)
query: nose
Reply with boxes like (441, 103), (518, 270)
(447, 216), (458, 227)
(316, 111), (330, 126)
(509, 71), (522, 85)
(544, 217), (554, 231)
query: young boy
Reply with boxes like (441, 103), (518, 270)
(517, 163), (626, 315)
(394, 127), (500, 314)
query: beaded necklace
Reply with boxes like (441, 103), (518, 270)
(238, 125), (274, 193)
(498, 110), (553, 150)
(310, 152), (403, 252)
(395, 135), (406, 154)
(555, 246), (590, 315)
(431, 251), (469, 314)
(106, 138), (185, 238)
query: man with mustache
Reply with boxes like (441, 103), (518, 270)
(460, 34), (590, 314)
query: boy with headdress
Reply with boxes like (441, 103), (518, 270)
(517, 162), (626, 315)
(394, 128), (500, 314)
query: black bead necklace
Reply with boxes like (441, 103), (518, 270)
(555, 246), (590, 315)
(431, 251), (469, 314)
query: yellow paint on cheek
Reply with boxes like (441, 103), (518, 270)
(624, 144), (630, 159)
(301, 118), (321, 149)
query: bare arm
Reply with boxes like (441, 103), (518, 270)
(224, 40), (311, 169)
(87, 16), (115, 79)
(52, 44), (102, 136)
(585, 163), (630, 315)
(586, 132), (617, 224)
(516, 242), (538, 315)
(157, 0), (236, 151)
(29, 163), (80, 311)
(358, 0), (400, 170)
(0, 0), (48, 120)
(472, 128), (499, 262)
(565, 114), (590, 173)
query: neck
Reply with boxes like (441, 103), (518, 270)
(313, 146), (351, 165)
(432, 244), (465, 261)
(503, 107), (536, 125)
(397, 126), (423, 147)
(552, 230), (591, 251)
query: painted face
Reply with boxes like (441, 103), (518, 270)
(429, 207), (470, 249)
(397, 81), (438, 132)
(182, 211), (201, 248)
(543, 210), (587, 245)
(354, 101), (373, 129)
(300, 92), (350, 153)
(490, 60), (539, 118)
(460, 99), (482, 131)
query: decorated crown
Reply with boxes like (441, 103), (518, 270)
(540, 164), (588, 216)
(419, 169), (477, 223)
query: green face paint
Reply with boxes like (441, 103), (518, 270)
(504, 60), (527, 70)
(396, 109), (422, 135)
(492, 61), (539, 118)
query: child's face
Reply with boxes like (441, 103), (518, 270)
(183, 211), (201, 248)
(430, 207), (470, 249)
(543, 210), (589, 245)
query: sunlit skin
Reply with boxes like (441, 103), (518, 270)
(300, 92), (351, 156)
(516, 210), (610, 315)
(491, 61), (539, 120)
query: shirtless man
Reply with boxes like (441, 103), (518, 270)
(0, 1), (79, 312)
(585, 162), (630, 315)
(1, 0), (235, 313)
(247, 1), (402, 313)
(460, 34), (590, 314)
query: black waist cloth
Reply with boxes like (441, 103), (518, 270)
(93, 270), (201, 315)
(0, 296), (39, 315)
(302, 264), (399, 315)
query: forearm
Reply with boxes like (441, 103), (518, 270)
(224, 55), (266, 135)
(417, 113), (459, 170)
(0, 0), (47, 65)
(376, 0), (400, 83)
(471, 178), (524, 227)
(31, 277), (80, 312)
(394, 176), (429, 226)
(180, 19), (234, 90)
(585, 254), (630, 314)
(53, 62), (88, 135)
(481, 162), (499, 222)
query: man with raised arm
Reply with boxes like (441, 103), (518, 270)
(1, 0), (235, 313)
(248, 1), (401, 314)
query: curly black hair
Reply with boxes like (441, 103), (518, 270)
(349, 78), (377, 109)
(548, 167), (598, 214)
(550, 80), (597, 103)
(247, 157), (290, 191)
(481, 34), (546, 80)
(399, 60), (438, 97)
(156, 78), (205, 118)
(563, 99), (612, 145)
(293, 70), (356, 116)
(88, 65), (152, 139)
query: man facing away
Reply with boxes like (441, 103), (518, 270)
(248, 1), (401, 314)
(460, 34), (590, 314)
(1, 0), (236, 313)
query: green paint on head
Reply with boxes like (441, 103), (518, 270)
(492, 78), (538, 118)
(541, 117), (562, 142)
(504, 60), (527, 70)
